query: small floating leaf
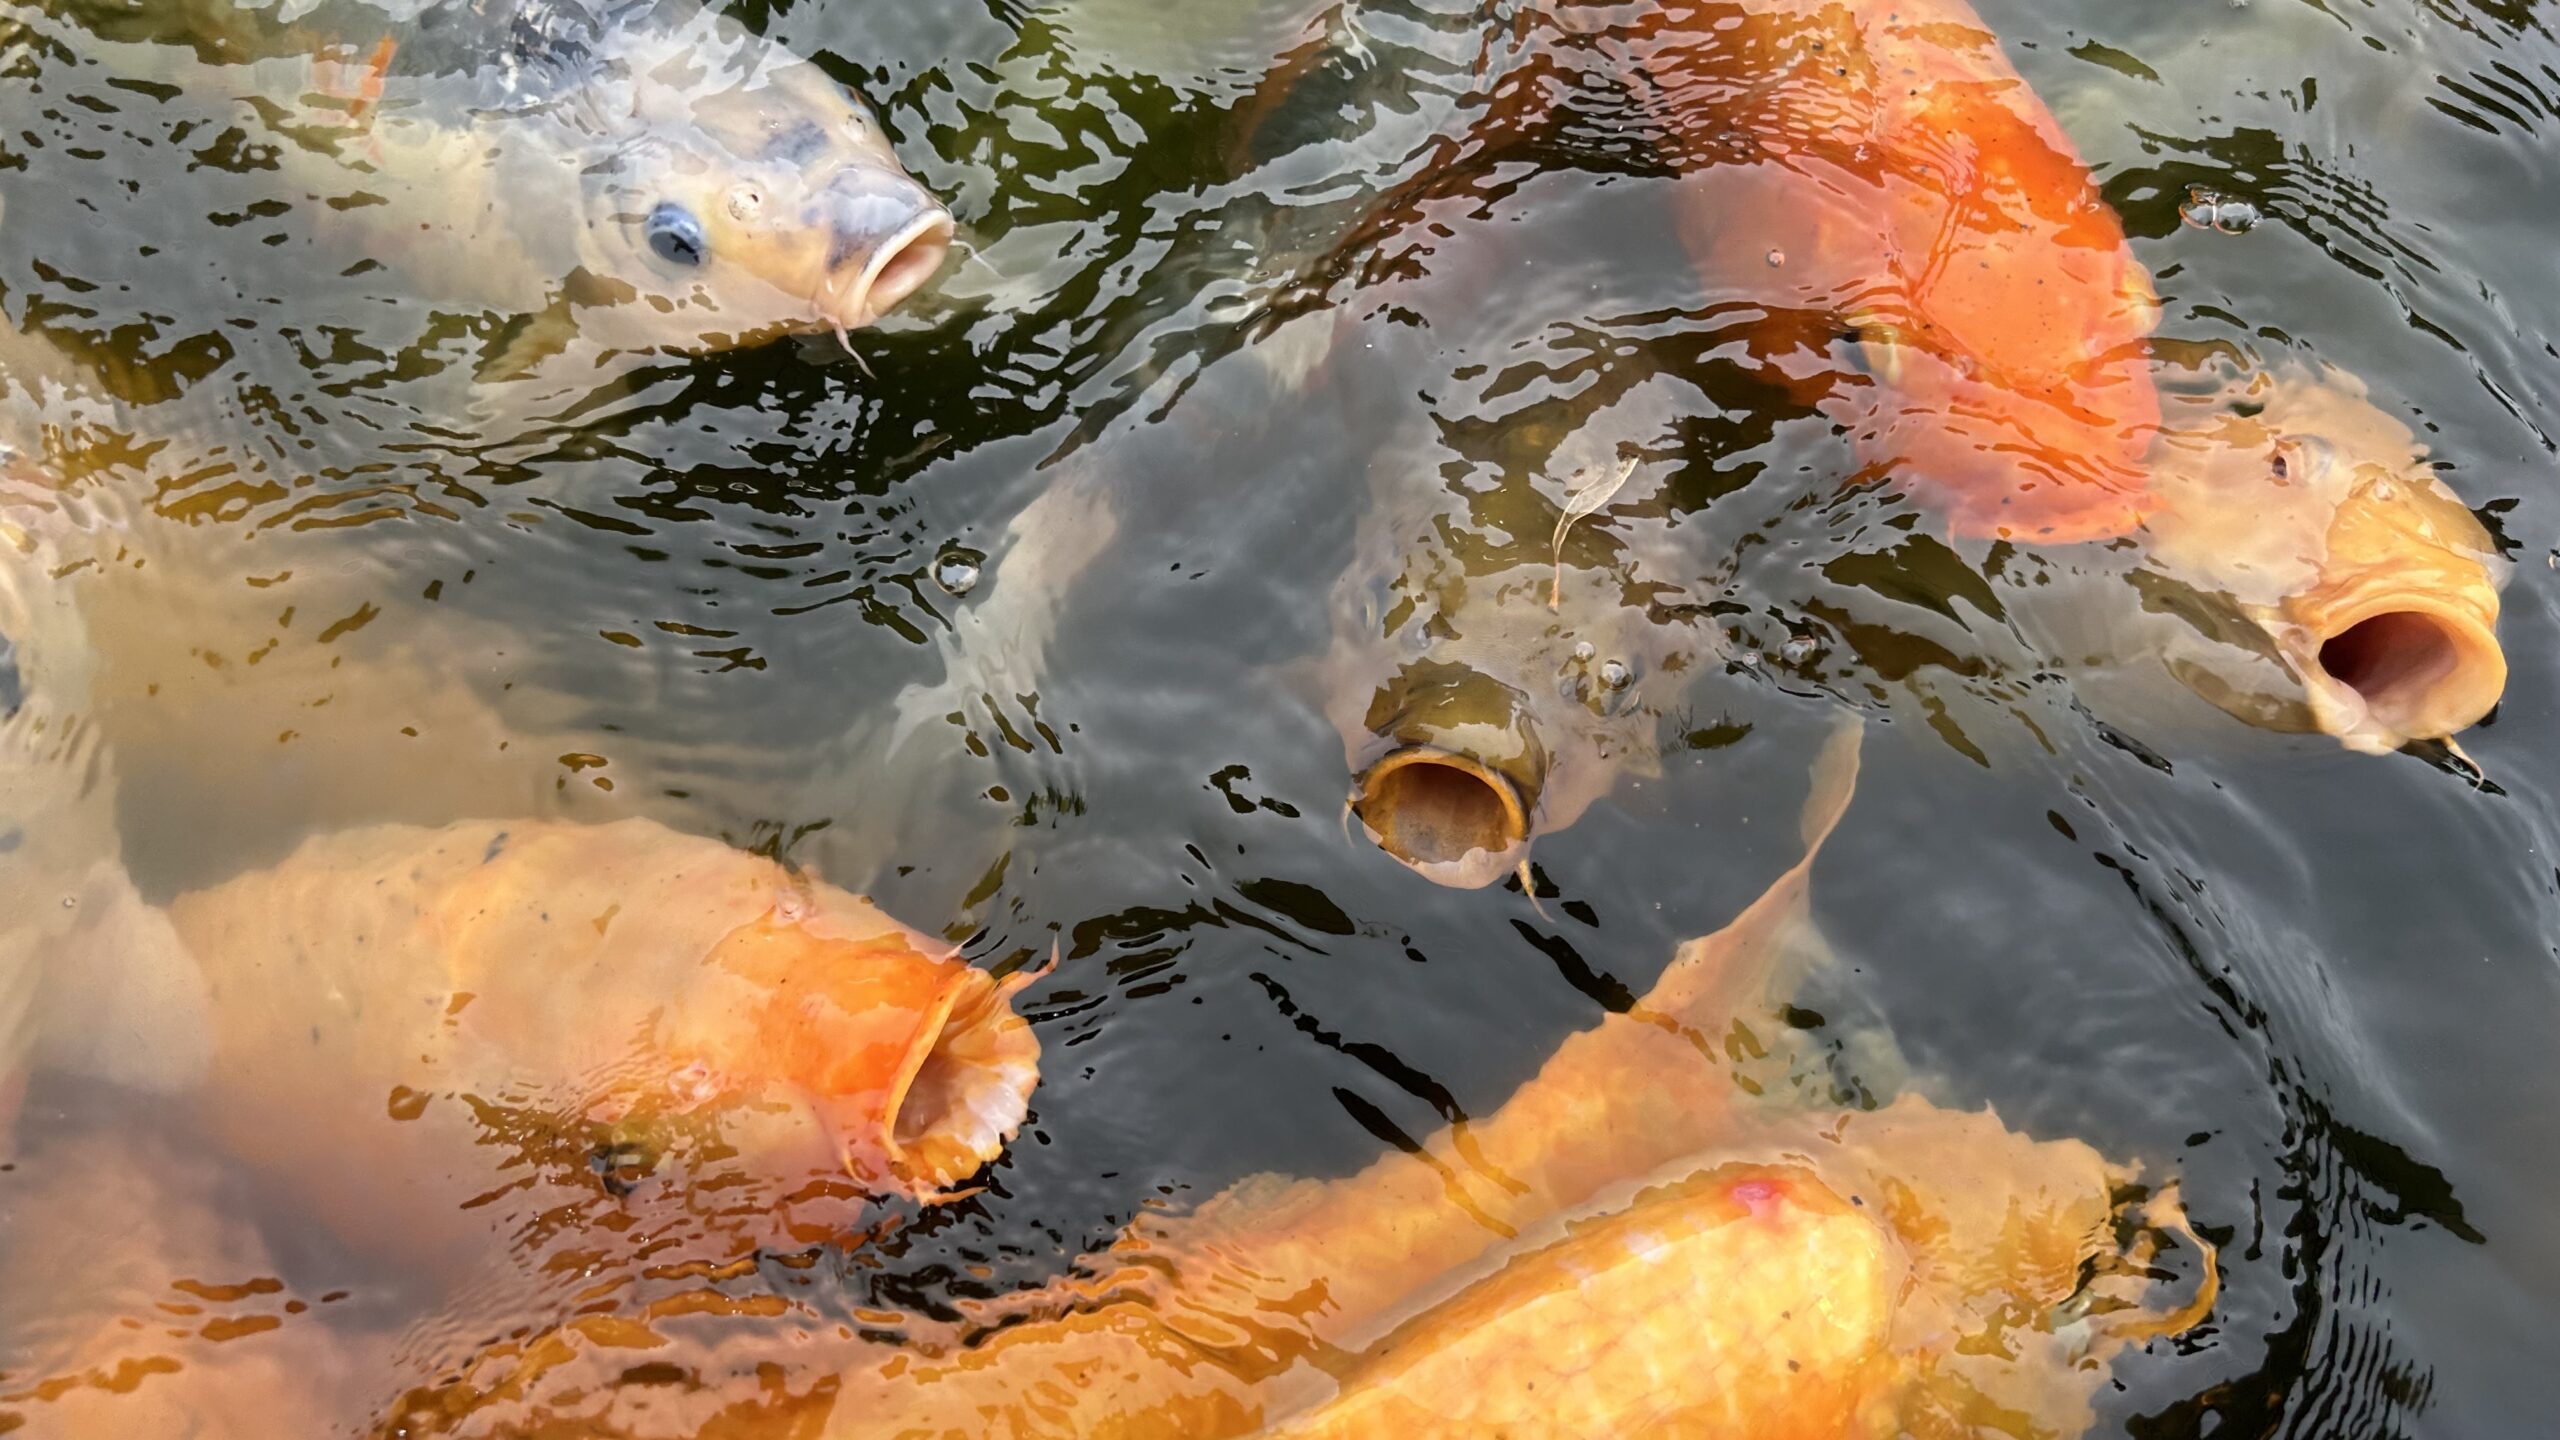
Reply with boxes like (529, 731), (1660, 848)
(1549, 451), (1639, 610)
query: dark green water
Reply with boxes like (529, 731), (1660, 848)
(2, 0), (2557, 1433)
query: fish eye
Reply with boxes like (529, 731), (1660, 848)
(644, 201), (708, 267)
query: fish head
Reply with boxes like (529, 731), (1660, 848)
(564, 5), (953, 347)
(679, 911), (1038, 1202)
(1336, 549), (1699, 888)
(2142, 355), (2506, 752)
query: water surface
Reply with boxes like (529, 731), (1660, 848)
(3, 0), (2558, 1434)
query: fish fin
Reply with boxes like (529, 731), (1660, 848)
(887, 459), (1122, 756)
(2054, 1179), (2220, 1353)
(1633, 718), (1861, 1030)
(29, 860), (211, 1095)
(320, 37), (395, 123)
(1798, 717), (1862, 848)
(474, 296), (582, 385)
(1251, 310), (1339, 399)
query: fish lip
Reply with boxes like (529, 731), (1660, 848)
(817, 205), (955, 332)
(872, 965), (1040, 1199)
(2290, 597), (2505, 753)
(1352, 746), (1532, 889)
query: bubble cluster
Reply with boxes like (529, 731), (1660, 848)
(2179, 186), (2261, 235)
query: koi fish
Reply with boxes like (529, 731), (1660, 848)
(1616, 0), (2165, 544)
(1297, 0), (2162, 543)
(1277, 0), (2158, 882)
(0, 480), (210, 1158)
(12, 0), (954, 362)
(2138, 357), (2506, 753)
(313, 724), (2209, 1438)
(0, 1129), (379, 1438)
(1325, 380), (1710, 889)
(149, 816), (1039, 1289)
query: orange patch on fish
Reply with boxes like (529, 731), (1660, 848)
(1577, 0), (2164, 541)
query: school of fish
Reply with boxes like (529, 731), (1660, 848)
(0, 0), (2521, 1432)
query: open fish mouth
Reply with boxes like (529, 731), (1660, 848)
(874, 965), (1040, 1197)
(1353, 747), (1532, 889)
(2141, 361), (2508, 755)
(817, 205), (955, 334)
(2292, 596), (2504, 754)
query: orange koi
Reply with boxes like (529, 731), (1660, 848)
(332, 727), (2210, 1438)
(166, 818), (1038, 1286)
(1625, 0), (2163, 543)
(1311, 0), (2162, 542)
(309, 36), (398, 123)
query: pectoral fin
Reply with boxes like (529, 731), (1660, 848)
(474, 294), (582, 385)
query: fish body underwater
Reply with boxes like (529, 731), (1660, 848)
(7, 0), (953, 366)
(0, 478), (210, 1158)
(18, 724), (2210, 1438)
(1223, 0), (2160, 885)
(0, 492), (1043, 1403)
(1288, 0), (2164, 542)
(0, 814), (1045, 1429)
(166, 818), (1041, 1276)
(1286, 0), (2511, 882)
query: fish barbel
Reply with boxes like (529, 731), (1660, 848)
(12, 0), (955, 356)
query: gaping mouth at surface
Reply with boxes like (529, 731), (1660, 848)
(2293, 597), (2505, 754)
(816, 207), (955, 335)
(1353, 748), (1532, 889)
(874, 966), (1039, 1198)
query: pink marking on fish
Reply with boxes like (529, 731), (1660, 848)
(1729, 1178), (1785, 1219)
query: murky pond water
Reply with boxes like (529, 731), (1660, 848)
(2, 0), (2557, 1434)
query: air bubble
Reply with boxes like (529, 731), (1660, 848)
(2179, 187), (2259, 235)
(1765, 248), (1785, 267)
(1780, 636), (1818, 664)
(1599, 659), (1633, 691)
(934, 546), (985, 596)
